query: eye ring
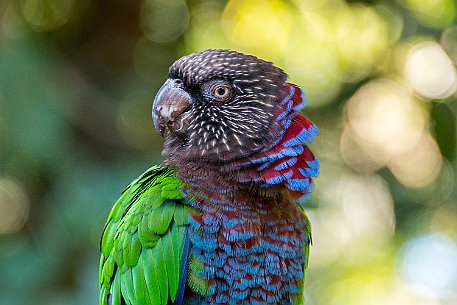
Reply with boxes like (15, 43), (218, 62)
(202, 80), (233, 102)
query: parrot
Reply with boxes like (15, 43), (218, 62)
(99, 49), (319, 305)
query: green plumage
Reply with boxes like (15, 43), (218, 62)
(99, 165), (189, 305)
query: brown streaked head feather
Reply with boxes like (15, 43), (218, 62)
(154, 49), (289, 166)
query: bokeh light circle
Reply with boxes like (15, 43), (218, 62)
(398, 233), (457, 299)
(21, 0), (74, 32)
(140, 0), (190, 43)
(404, 42), (457, 100)
(0, 178), (29, 234)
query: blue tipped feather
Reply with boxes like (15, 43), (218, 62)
(286, 178), (310, 191)
(265, 170), (293, 185)
(274, 157), (298, 171)
(281, 117), (292, 129)
(256, 161), (272, 171)
(279, 86), (295, 106)
(293, 89), (307, 111)
(283, 125), (319, 147)
(298, 159), (320, 178)
(281, 146), (304, 157)
(275, 109), (289, 121)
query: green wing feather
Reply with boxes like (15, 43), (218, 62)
(99, 165), (189, 305)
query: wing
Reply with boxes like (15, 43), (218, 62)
(99, 165), (189, 305)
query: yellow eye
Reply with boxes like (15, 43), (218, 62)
(214, 86), (229, 98)
(202, 80), (233, 102)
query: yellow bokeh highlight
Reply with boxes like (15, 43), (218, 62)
(346, 79), (427, 159)
(388, 132), (443, 188)
(183, 0), (400, 106)
(0, 177), (29, 234)
(333, 4), (390, 80)
(183, 2), (231, 53)
(21, 0), (74, 32)
(222, 0), (297, 60)
(309, 173), (395, 266)
(284, 12), (341, 106)
(343, 78), (444, 188)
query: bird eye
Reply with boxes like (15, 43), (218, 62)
(173, 78), (184, 87)
(202, 80), (233, 102)
(214, 86), (229, 98)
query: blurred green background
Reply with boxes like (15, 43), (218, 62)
(1, 0), (457, 304)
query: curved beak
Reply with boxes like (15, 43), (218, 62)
(152, 79), (192, 137)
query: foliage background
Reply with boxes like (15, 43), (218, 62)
(1, 0), (457, 304)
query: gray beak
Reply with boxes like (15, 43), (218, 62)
(152, 79), (192, 137)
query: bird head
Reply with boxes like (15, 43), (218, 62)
(152, 49), (289, 164)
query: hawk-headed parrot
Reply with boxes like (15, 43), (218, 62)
(99, 49), (319, 305)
